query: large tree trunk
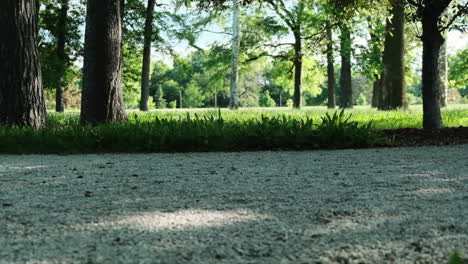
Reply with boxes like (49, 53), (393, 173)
(229, 0), (240, 109)
(139, 0), (156, 111)
(80, 0), (127, 125)
(293, 30), (303, 109)
(438, 31), (448, 107)
(55, 0), (69, 112)
(421, 8), (444, 130)
(326, 21), (336, 109)
(379, 0), (407, 110)
(0, 0), (47, 129)
(339, 25), (352, 108)
(371, 75), (382, 107)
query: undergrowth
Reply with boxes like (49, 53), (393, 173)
(0, 110), (386, 154)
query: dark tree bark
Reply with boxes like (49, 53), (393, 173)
(421, 6), (445, 130)
(379, 0), (407, 110)
(371, 76), (382, 107)
(0, 0), (47, 129)
(139, 0), (156, 111)
(292, 29), (303, 109)
(368, 20), (383, 108)
(339, 24), (352, 108)
(55, 0), (70, 112)
(438, 31), (448, 107)
(80, 0), (127, 125)
(326, 21), (336, 109)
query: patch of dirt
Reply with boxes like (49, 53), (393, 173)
(381, 126), (468, 146)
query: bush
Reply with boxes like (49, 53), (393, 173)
(259, 91), (276, 107)
(357, 94), (367, 106)
(286, 99), (294, 107)
(168, 100), (177, 109)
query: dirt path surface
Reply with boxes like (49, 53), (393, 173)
(1, 145), (467, 264)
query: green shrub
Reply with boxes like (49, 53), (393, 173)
(286, 99), (294, 107)
(168, 100), (177, 109)
(259, 91), (276, 107)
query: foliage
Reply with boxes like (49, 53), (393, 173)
(184, 79), (205, 108)
(448, 48), (468, 96)
(448, 251), (465, 264)
(154, 85), (167, 109)
(0, 110), (384, 154)
(357, 94), (368, 106)
(168, 100), (178, 109)
(1, 106), (467, 153)
(259, 91), (276, 107)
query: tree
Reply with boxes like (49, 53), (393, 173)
(54, 0), (69, 112)
(438, 30), (448, 107)
(448, 48), (467, 97)
(139, 0), (156, 111)
(379, 0), (408, 110)
(154, 85), (167, 108)
(230, 0), (241, 109)
(80, 0), (127, 125)
(406, 0), (468, 129)
(39, 0), (84, 111)
(325, 20), (336, 109)
(184, 79), (205, 108)
(339, 24), (353, 108)
(0, 0), (47, 129)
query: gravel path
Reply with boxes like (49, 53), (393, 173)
(1, 145), (467, 264)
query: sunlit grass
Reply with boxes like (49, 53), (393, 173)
(1, 105), (466, 154)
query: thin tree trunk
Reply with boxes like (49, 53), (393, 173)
(421, 10), (444, 130)
(380, 0), (407, 110)
(55, 0), (69, 112)
(326, 21), (336, 109)
(229, 0), (240, 109)
(368, 19), (383, 108)
(438, 30), (448, 107)
(0, 0), (47, 129)
(81, 0), (127, 125)
(293, 30), (302, 109)
(339, 24), (352, 108)
(139, 0), (156, 111)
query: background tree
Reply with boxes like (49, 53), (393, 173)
(0, 0), (47, 129)
(39, 0), (84, 111)
(406, 0), (468, 129)
(139, 0), (157, 111)
(81, 0), (127, 124)
(230, 0), (241, 109)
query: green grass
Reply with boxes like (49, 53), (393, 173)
(1, 105), (467, 154)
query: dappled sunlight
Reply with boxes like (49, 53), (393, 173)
(76, 209), (269, 232)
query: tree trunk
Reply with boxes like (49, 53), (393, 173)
(0, 0), (47, 129)
(379, 0), (407, 110)
(55, 0), (69, 112)
(81, 0), (127, 125)
(339, 25), (352, 108)
(438, 31), (448, 107)
(371, 75), (382, 107)
(291, 29), (303, 109)
(421, 9), (444, 130)
(326, 21), (336, 109)
(229, 0), (240, 109)
(368, 19), (383, 108)
(139, 0), (156, 111)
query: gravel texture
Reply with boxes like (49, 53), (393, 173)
(1, 145), (467, 264)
